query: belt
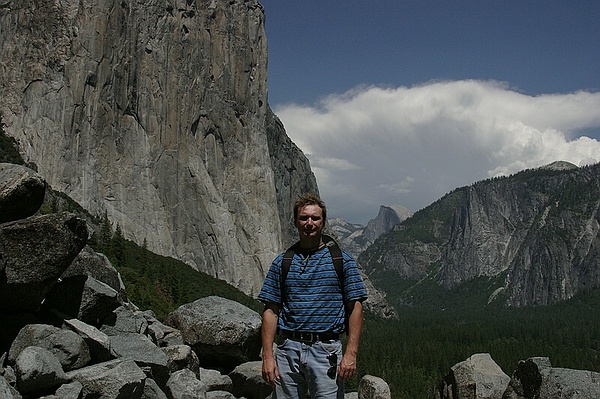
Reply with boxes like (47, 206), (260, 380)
(279, 330), (340, 344)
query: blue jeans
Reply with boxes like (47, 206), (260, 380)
(273, 338), (344, 399)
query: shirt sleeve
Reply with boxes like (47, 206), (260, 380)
(342, 251), (368, 302)
(258, 253), (284, 305)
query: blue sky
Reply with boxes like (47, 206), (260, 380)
(260, 1), (600, 224)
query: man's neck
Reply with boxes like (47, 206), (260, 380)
(298, 236), (324, 252)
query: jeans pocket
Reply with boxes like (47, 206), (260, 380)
(318, 339), (342, 356)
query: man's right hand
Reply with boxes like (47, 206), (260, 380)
(261, 303), (281, 386)
(262, 355), (280, 386)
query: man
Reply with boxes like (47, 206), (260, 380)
(258, 193), (368, 399)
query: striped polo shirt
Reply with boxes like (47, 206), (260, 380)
(258, 246), (368, 334)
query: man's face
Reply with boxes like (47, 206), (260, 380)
(295, 204), (324, 240)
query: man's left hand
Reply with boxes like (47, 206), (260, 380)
(338, 352), (357, 380)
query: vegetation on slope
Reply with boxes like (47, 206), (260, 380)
(0, 115), (24, 164)
(88, 215), (262, 319)
(359, 289), (600, 398)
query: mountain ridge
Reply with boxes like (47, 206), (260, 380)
(360, 162), (600, 308)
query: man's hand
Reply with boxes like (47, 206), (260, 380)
(261, 303), (280, 386)
(338, 352), (357, 380)
(338, 300), (363, 380)
(262, 354), (280, 386)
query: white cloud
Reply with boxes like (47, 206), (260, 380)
(274, 80), (600, 224)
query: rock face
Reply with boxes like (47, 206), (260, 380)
(329, 205), (412, 258)
(360, 163), (600, 307)
(0, 0), (317, 296)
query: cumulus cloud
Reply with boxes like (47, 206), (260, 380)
(273, 80), (600, 224)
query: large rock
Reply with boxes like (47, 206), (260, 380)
(163, 345), (200, 377)
(0, 212), (88, 312)
(65, 358), (146, 399)
(504, 357), (600, 399)
(63, 318), (118, 363)
(43, 275), (121, 326)
(9, 324), (91, 371)
(229, 361), (271, 399)
(109, 333), (170, 387)
(0, 0), (318, 297)
(165, 296), (261, 371)
(438, 353), (510, 399)
(165, 368), (207, 399)
(15, 346), (69, 395)
(62, 245), (127, 301)
(358, 375), (391, 399)
(0, 163), (46, 223)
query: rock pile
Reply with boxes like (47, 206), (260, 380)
(0, 163), (391, 398)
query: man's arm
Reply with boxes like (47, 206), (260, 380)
(338, 300), (363, 380)
(261, 303), (280, 386)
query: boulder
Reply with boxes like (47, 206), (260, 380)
(62, 245), (127, 301)
(43, 275), (121, 326)
(100, 305), (149, 336)
(65, 358), (146, 399)
(0, 212), (88, 312)
(165, 296), (262, 371)
(8, 324), (91, 371)
(0, 163), (46, 224)
(163, 344), (200, 377)
(165, 368), (207, 399)
(207, 391), (236, 399)
(41, 380), (84, 399)
(439, 353), (510, 399)
(0, 374), (21, 399)
(199, 367), (233, 393)
(62, 318), (118, 363)
(504, 357), (600, 399)
(358, 375), (391, 399)
(15, 346), (69, 395)
(229, 361), (272, 399)
(141, 378), (168, 399)
(109, 333), (170, 387)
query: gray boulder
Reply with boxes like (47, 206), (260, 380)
(63, 318), (118, 363)
(109, 333), (170, 387)
(38, 380), (84, 399)
(100, 305), (149, 336)
(358, 375), (391, 399)
(0, 374), (21, 399)
(141, 378), (168, 399)
(439, 353), (510, 399)
(165, 296), (262, 371)
(0, 212), (88, 312)
(62, 245), (127, 301)
(206, 391), (236, 399)
(43, 275), (121, 326)
(165, 368), (207, 399)
(0, 163), (46, 224)
(163, 344), (200, 377)
(504, 357), (600, 399)
(15, 346), (69, 395)
(199, 367), (233, 393)
(65, 358), (146, 399)
(8, 324), (91, 371)
(229, 361), (272, 399)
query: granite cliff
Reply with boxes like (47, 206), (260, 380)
(0, 0), (317, 296)
(360, 162), (600, 308)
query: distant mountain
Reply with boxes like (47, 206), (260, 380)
(329, 205), (412, 257)
(359, 161), (600, 309)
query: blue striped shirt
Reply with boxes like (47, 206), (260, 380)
(258, 246), (368, 334)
